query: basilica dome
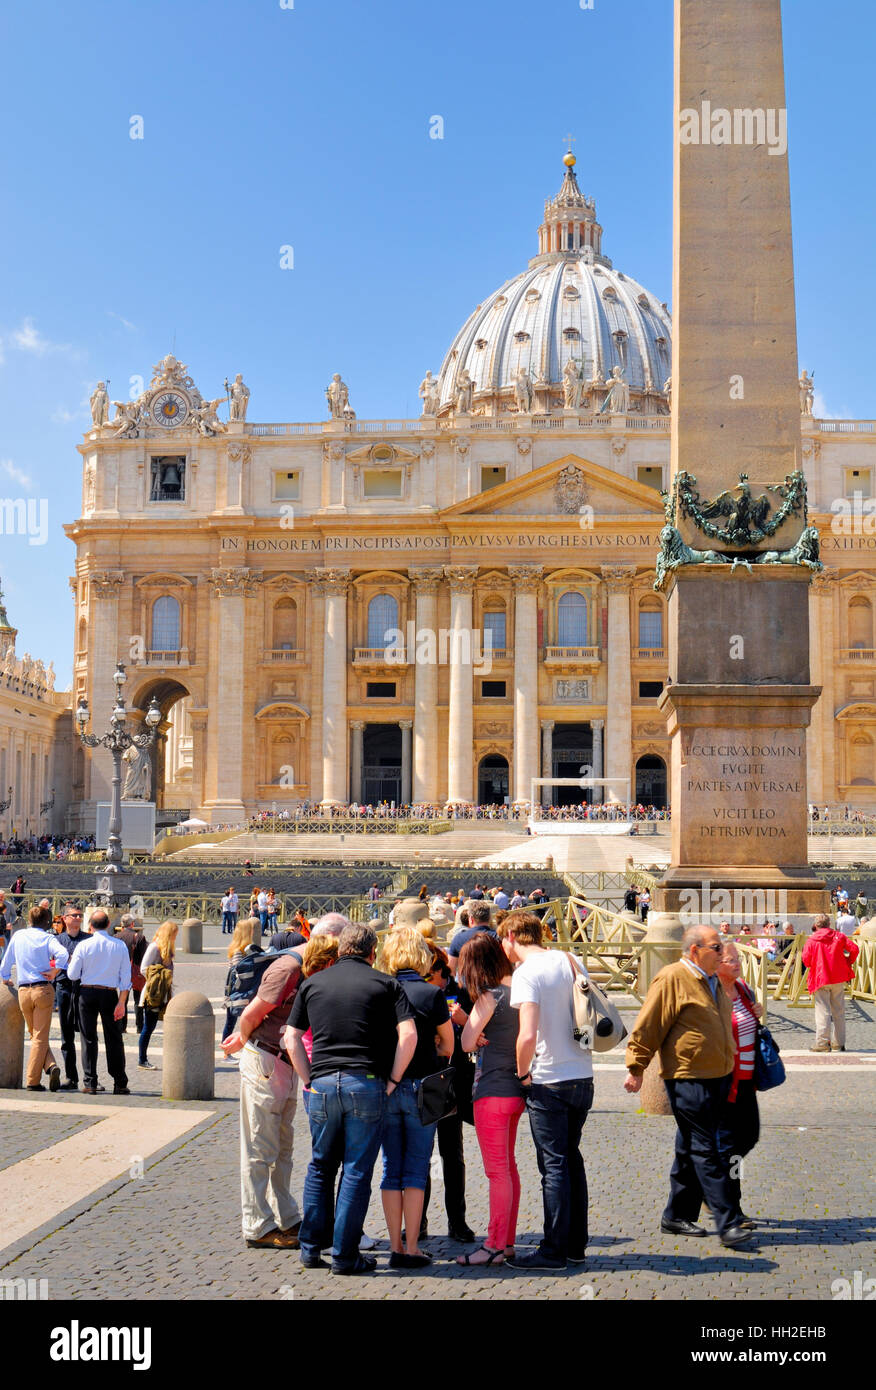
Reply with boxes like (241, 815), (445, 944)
(434, 157), (672, 417)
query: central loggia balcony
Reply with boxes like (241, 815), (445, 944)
(542, 645), (602, 670)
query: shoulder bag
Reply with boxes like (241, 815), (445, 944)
(566, 953), (628, 1053)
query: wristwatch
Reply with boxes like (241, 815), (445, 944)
(517, 1071), (532, 1082)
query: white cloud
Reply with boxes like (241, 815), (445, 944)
(50, 406), (79, 424)
(107, 310), (137, 332)
(6, 316), (80, 359)
(813, 390), (837, 420)
(0, 457), (34, 489)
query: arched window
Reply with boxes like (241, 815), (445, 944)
(849, 596), (873, 649)
(152, 596), (180, 652)
(77, 617), (87, 657)
(272, 597), (297, 651)
(367, 593), (398, 649)
(557, 591), (589, 647)
(638, 602), (663, 650)
(483, 607), (506, 652)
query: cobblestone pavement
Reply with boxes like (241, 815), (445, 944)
(1, 926), (873, 1300)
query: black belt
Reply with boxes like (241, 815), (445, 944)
(251, 1039), (293, 1067)
(20, 981), (52, 988)
(80, 984), (116, 991)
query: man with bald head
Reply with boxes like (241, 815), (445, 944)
(624, 923), (752, 1249)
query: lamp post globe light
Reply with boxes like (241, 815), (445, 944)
(76, 661), (161, 909)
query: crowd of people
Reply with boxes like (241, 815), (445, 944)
(0, 886), (865, 1275)
(0, 834), (96, 860)
(246, 802), (670, 825)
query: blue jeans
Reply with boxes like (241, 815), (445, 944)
(299, 1072), (386, 1268)
(380, 1080), (437, 1191)
(139, 1008), (159, 1064)
(258, 912), (268, 939)
(222, 912), (237, 935)
(526, 1077), (594, 1262)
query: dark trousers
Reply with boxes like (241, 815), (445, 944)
(422, 1111), (467, 1233)
(78, 987), (127, 1090)
(716, 1078), (760, 1219)
(664, 1075), (737, 1235)
(526, 1077), (594, 1262)
(55, 980), (80, 1083)
(139, 1008), (160, 1064)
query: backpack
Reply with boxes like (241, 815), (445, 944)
(224, 947), (302, 1012)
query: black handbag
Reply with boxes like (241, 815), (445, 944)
(753, 1025), (786, 1091)
(416, 1067), (457, 1125)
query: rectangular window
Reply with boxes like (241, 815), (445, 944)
(638, 680), (663, 698)
(480, 466), (506, 491)
(637, 466), (663, 491)
(481, 680), (507, 698)
(366, 681), (396, 698)
(845, 468), (872, 499)
(363, 469), (402, 499)
(638, 611), (663, 648)
(273, 470), (300, 500)
(483, 611), (506, 649)
(149, 456), (186, 502)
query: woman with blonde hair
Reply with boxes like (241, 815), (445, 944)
(222, 917), (260, 1044)
(379, 927), (454, 1269)
(138, 920), (179, 1070)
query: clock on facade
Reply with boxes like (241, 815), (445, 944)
(151, 391), (189, 428)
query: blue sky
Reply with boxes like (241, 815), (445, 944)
(0, 0), (872, 684)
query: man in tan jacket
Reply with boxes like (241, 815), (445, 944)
(624, 923), (752, 1249)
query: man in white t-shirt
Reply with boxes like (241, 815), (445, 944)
(506, 911), (593, 1270)
(835, 908), (857, 937)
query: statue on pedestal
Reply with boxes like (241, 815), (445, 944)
(122, 745), (152, 800)
(326, 374), (350, 420)
(227, 373), (250, 422)
(90, 382), (109, 427)
(799, 369), (815, 416)
(514, 367), (533, 413)
(418, 371), (440, 416)
(603, 365), (630, 414)
(563, 357), (583, 409)
(454, 368), (474, 414)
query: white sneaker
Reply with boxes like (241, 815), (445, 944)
(359, 1232), (378, 1250)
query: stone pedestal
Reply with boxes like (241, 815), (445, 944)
(640, 1053), (672, 1117)
(162, 992), (214, 1101)
(652, 567), (828, 926)
(180, 918), (203, 954)
(0, 984), (25, 1089)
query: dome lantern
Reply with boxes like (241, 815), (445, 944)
(534, 158), (606, 264)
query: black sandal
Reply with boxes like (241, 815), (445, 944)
(457, 1246), (505, 1266)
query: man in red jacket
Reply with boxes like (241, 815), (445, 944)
(802, 915), (859, 1053)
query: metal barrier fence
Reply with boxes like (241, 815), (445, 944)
(242, 817), (453, 836)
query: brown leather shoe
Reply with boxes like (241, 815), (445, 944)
(278, 1222), (301, 1248)
(246, 1229), (298, 1250)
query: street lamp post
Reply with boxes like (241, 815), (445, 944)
(76, 661), (161, 909)
(0, 787), (11, 815)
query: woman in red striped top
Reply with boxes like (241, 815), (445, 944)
(715, 942), (764, 1230)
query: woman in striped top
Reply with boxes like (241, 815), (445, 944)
(715, 942), (764, 1230)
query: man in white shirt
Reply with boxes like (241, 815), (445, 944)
(835, 907), (857, 937)
(256, 889), (269, 940)
(221, 888), (239, 936)
(0, 903), (67, 1090)
(506, 911), (593, 1270)
(67, 908), (132, 1095)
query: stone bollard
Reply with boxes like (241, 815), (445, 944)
(639, 1053), (672, 1116)
(162, 992), (214, 1101)
(0, 984), (25, 1089)
(180, 917), (203, 954)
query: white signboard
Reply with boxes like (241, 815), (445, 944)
(96, 801), (156, 854)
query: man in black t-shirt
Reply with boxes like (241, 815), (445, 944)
(286, 923), (416, 1275)
(268, 925), (307, 953)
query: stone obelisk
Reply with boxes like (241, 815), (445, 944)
(649, 0), (828, 932)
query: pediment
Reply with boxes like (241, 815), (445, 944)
(441, 454), (665, 520)
(255, 700), (310, 721)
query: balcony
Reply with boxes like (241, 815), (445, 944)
(262, 648), (305, 663)
(543, 645), (601, 671)
(633, 647), (667, 661)
(840, 648), (876, 661)
(353, 646), (409, 668)
(135, 649), (191, 667)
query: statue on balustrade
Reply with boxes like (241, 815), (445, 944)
(122, 745), (153, 800)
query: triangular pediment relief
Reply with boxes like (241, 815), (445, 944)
(441, 454), (665, 520)
(836, 701), (876, 721)
(346, 442), (420, 465)
(838, 571), (876, 590)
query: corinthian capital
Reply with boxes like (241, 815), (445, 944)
(308, 567), (350, 597)
(90, 570), (125, 599)
(408, 566), (444, 595)
(508, 564), (544, 593)
(600, 564), (636, 594)
(810, 567), (837, 596)
(211, 566), (264, 597)
(444, 565), (478, 593)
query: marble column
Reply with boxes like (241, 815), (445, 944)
(808, 570), (836, 805)
(87, 570), (126, 807)
(320, 569), (350, 806)
(591, 718), (604, 779)
(350, 720), (364, 804)
(510, 565), (543, 805)
(205, 567), (261, 822)
(445, 566), (478, 805)
(400, 719), (413, 806)
(601, 566), (635, 802)
(541, 719), (554, 787)
(189, 709), (209, 817)
(409, 567), (443, 803)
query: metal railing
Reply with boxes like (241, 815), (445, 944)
(543, 646), (601, 662)
(245, 816), (452, 835)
